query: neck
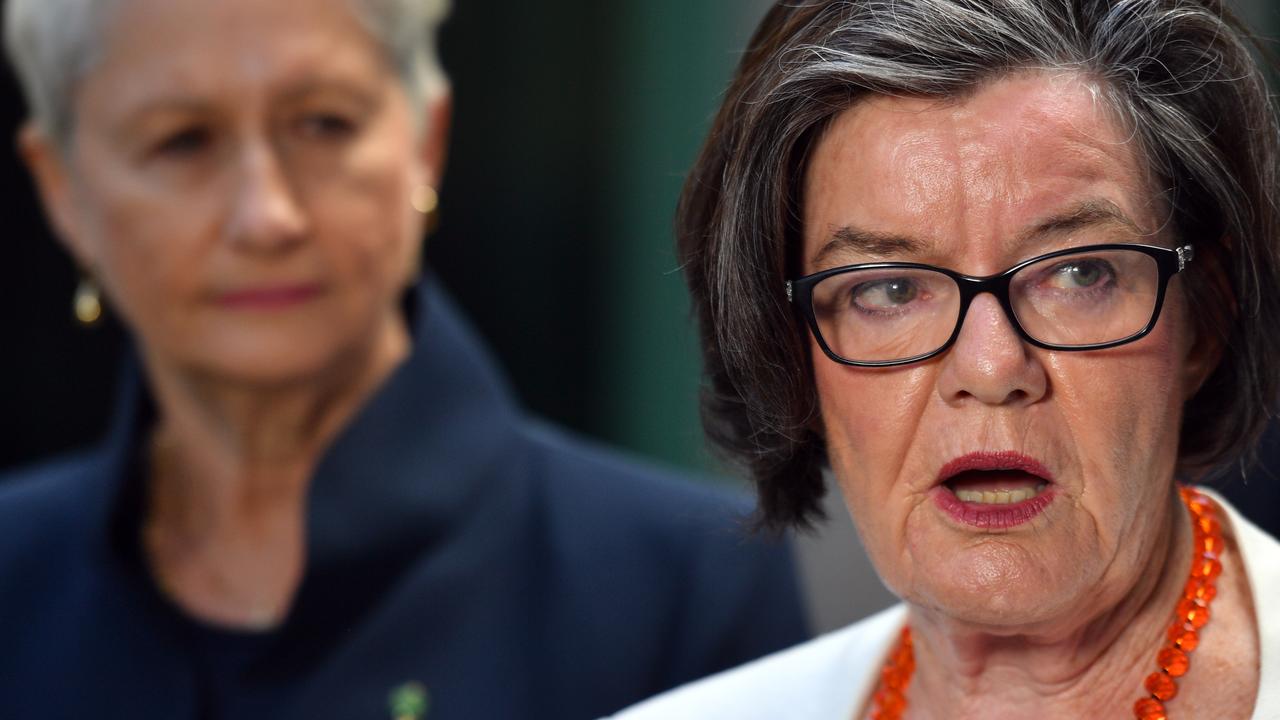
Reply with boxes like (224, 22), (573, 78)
(140, 308), (410, 629)
(906, 487), (1193, 719)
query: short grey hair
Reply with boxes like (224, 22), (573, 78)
(678, 0), (1280, 529)
(3, 0), (451, 142)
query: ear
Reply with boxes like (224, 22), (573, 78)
(17, 123), (94, 268)
(418, 88), (452, 189)
(1180, 241), (1233, 401)
(1181, 325), (1221, 401)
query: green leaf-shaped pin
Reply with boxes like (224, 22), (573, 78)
(389, 681), (430, 720)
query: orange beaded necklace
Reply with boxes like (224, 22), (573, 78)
(867, 486), (1224, 720)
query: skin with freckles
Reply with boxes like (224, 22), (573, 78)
(803, 72), (1258, 717)
(17, 0), (449, 629)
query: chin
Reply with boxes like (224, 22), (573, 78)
(183, 337), (357, 388)
(921, 585), (1072, 632)
(904, 541), (1088, 633)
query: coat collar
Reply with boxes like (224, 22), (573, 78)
(91, 276), (524, 617)
(303, 277), (522, 572)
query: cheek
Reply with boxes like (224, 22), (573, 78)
(1047, 299), (1191, 517)
(814, 346), (936, 505)
(816, 351), (943, 596)
(303, 132), (423, 296)
(71, 172), (217, 330)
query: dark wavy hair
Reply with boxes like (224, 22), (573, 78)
(677, 0), (1280, 530)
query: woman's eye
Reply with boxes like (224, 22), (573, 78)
(153, 127), (212, 157)
(853, 278), (919, 309)
(1048, 259), (1112, 289)
(297, 113), (357, 140)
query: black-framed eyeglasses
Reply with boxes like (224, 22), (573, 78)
(786, 243), (1194, 367)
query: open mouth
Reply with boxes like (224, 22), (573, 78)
(933, 452), (1056, 528)
(943, 469), (1049, 505)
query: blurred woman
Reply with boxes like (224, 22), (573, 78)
(0, 1), (807, 717)
(613, 0), (1280, 717)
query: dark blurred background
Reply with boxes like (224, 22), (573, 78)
(2, 0), (1278, 631)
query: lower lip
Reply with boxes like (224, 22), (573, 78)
(216, 285), (322, 310)
(931, 484), (1056, 529)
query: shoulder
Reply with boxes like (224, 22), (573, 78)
(515, 420), (811, 686)
(607, 605), (908, 720)
(1204, 488), (1280, 717)
(0, 451), (109, 611)
(0, 450), (108, 557)
(514, 418), (784, 587)
(517, 419), (756, 538)
(0, 450), (101, 522)
(1202, 486), (1280, 611)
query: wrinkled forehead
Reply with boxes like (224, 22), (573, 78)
(93, 0), (384, 81)
(801, 70), (1164, 267)
(75, 0), (394, 124)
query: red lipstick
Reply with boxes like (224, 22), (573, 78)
(215, 284), (322, 310)
(931, 451), (1056, 530)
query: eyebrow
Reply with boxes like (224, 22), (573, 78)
(810, 228), (925, 267)
(115, 78), (380, 132)
(275, 78), (381, 107)
(810, 199), (1146, 268)
(110, 98), (216, 145)
(1020, 198), (1144, 243)
(119, 98), (214, 123)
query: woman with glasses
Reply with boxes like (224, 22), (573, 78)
(0, 0), (809, 717)
(612, 0), (1280, 718)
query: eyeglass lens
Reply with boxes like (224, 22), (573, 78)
(809, 248), (1161, 364)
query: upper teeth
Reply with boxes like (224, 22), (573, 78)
(954, 486), (1043, 504)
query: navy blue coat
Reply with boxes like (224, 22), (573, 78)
(0, 281), (808, 720)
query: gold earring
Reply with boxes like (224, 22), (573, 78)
(410, 185), (438, 216)
(73, 278), (103, 326)
(411, 185), (440, 237)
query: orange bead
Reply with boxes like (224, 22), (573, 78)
(881, 666), (908, 692)
(1178, 598), (1211, 628)
(891, 655), (914, 675)
(1191, 557), (1223, 581)
(1157, 646), (1190, 677)
(875, 689), (906, 714)
(1199, 534), (1222, 557)
(1145, 671), (1178, 701)
(1185, 494), (1212, 513)
(1167, 625), (1199, 651)
(1134, 697), (1168, 720)
(1183, 578), (1217, 603)
(1196, 516), (1221, 537)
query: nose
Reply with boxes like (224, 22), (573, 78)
(935, 293), (1047, 407)
(225, 141), (308, 253)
